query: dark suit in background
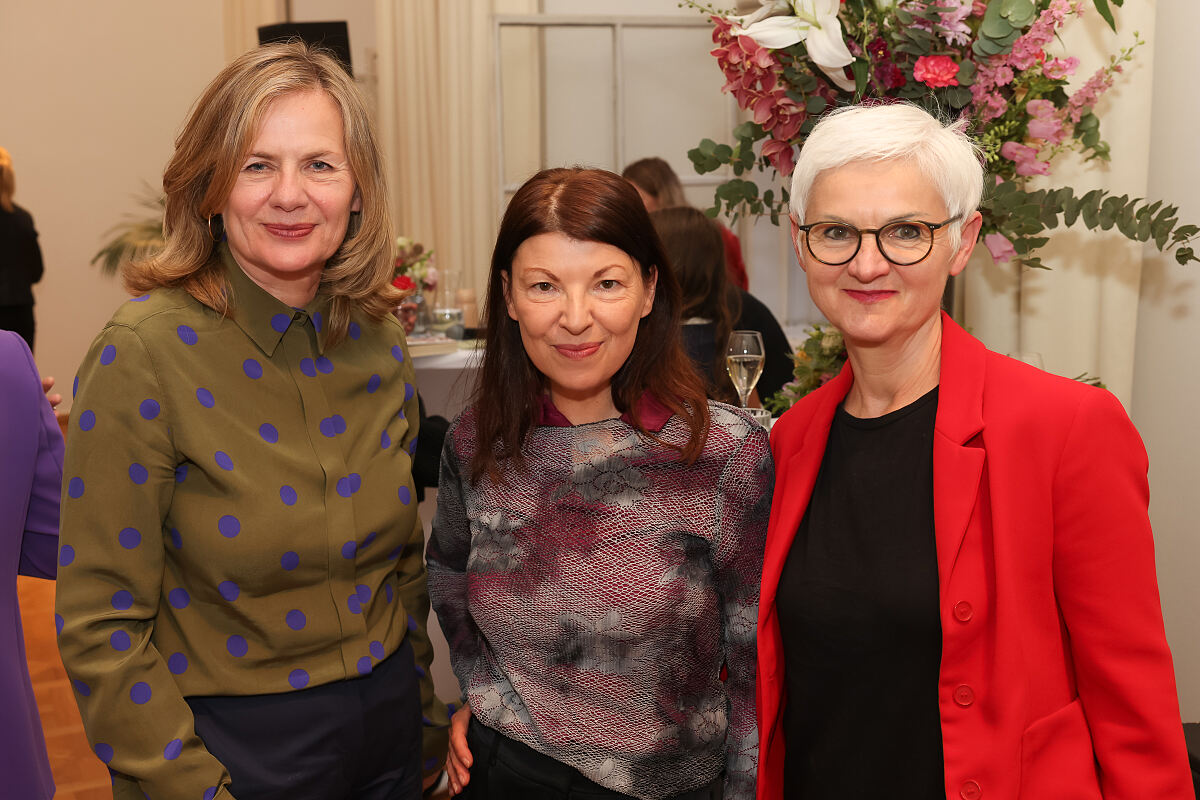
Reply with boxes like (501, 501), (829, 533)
(0, 203), (45, 350)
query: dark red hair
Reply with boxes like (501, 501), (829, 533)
(470, 167), (710, 481)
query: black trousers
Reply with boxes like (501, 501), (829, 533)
(0, 304), (35, 352)
(463, 717), (723, 800)
(186, 638), (423, 800)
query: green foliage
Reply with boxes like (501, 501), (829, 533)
(90, 187), (166, 277)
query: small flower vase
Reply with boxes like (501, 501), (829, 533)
(397, 291), (432, 336)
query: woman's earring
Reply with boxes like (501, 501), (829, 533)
(208, 214), (224, 242)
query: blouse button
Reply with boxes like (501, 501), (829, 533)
(953, 685), (975, 707)
(953, 601), (974, 622)
(960, 780), (982, 800)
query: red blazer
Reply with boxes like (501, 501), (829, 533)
(757, 314), (1191, 800)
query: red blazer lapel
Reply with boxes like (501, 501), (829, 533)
(932, 313), (987, 595)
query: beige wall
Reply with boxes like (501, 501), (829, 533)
(0, 2), (225, 408)
(1135, 0), (1200, 723)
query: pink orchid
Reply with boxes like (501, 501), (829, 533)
(1025, 99), (1067, 144)
(1042, 56), (1079, 80)
(761, 137), (797, 176)
(1000, 141), (1051, 176)
(984, 233), (1018, 264)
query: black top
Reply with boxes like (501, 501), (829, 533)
(0, 204), (44, 306)
(777, 387), (944, 799)
(679, 288), (793, 407)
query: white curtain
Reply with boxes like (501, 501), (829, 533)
(222, 0), (285, 62)
(375, 0), (537, 307)
(961, 3), (1157, 407)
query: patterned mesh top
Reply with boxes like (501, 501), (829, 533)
(428, 396), (773, 800)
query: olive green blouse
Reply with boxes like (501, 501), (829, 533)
(55, 248), (447, 800)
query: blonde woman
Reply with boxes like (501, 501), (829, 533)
(0, 146), (45, 350)
(56, 42), (447, 800)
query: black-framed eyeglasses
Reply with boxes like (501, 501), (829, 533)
(796, 216), (960, 266)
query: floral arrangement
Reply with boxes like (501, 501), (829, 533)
(392, 236), (437, 295)
(685, 0), (1198, 269)
(764, 324), (847, 412)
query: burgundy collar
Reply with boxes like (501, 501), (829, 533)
(536, 392), (673, 431)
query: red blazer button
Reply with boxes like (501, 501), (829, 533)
(960, 780), (982, 800)
(953, 685), (975, 706)
(953, 601), (973, 622)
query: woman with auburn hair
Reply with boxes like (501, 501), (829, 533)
(428, 167), (773, 800)
(55, 41), (447, 799)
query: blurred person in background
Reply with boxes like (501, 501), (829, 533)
(0, 146), (45, 351)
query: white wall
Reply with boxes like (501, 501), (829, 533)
(1134, 0), (1200, 724)
(0, 3), (225, 408)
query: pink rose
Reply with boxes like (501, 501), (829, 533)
(913, 55), (960, 89)
(984, 233), (1018, 264)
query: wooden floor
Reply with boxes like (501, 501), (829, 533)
(18, 575), (114, 799)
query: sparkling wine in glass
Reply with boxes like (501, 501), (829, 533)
(726, 330), (765, 408)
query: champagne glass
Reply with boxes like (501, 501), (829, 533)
(726, 330), (765, 408)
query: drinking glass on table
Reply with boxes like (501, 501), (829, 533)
(726, 330), (765, 408)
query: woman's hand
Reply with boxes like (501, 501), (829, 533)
(446, 704), (474, 796)
(41, 375), (63, 415)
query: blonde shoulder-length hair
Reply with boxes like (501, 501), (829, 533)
(127, 41), (399, 345)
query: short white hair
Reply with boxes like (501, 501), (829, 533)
(789, 103), (984, 249)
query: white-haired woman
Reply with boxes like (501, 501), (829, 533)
(756, 103), (1191, 799)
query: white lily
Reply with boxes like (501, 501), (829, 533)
(734, 0), (856, 91)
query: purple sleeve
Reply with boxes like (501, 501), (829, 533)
(14, 335), (64, 579)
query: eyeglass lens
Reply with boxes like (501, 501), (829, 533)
(806, 221), (935, 266)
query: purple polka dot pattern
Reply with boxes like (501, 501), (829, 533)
(130, 294), (149, 302)
(315, 356), (334, 374)
(215, 451), (234, 471)
(320, 415), (347, 437)
(226, 635), (248, 657)
(341, 540), (357, 559)
(281, 551), (300, 570)
(164, 738), (183, 761)
(415, 664), (427, 678)
(312, 312), (324, 332)
(259, 423), (279, 443)
(95, 743), (114, 764)
(217, 515), (241, 538)
(357, 656), (372, 675)
(271, 313), (292, 333)
(55, 614), (64, 635)
(280, 485), (298, 506)
(169, 528), (183, 548)
(285, 609), (306, 630)
(128, 463), (149, 484)
(167, 652), (189, 674)
(111, 590), (134, 611)
(288, 669), (310, 689)
(380, 430), (391, 449)
(407, 614), (418, 632)
(118, 527), (141, 549)
(347, 594), (362, 614)
(168, 588), (190, 609)
(139, 399), (160, 420)
(196, 387), (215, 408)
(299, 358), (317, 378)
(100, 344), (117, 365)
(348, 321), (361, 339)
(391, 345), (405, 363)
(204, 788), (219, 800)
(177, 325), (198, 345)
(242, 358), (263, 379)
(72, 375), (78, 397)
(336, 473), (362, 497)
(367, 374), (382, 393)
(355, 584), (371, 603)
(68, 476), (85, 498)
(398, 485), (412, 505)
(387, 546), (403, 560)
(385, 584), (394, 603)
(360, 531), (377, 550)
(110, 630), (132, 651)
(369, 640), (385, 659)
(404, 382), (415, 402)
(174, 465), (188, 483)
(74, 679), (91, 696)
(59, 545), (75, 566)
(78, 410), (96, 431)
(130, 681), (152, 704)
(218, 581), (240, 602)
(408, 438), (419, 457)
